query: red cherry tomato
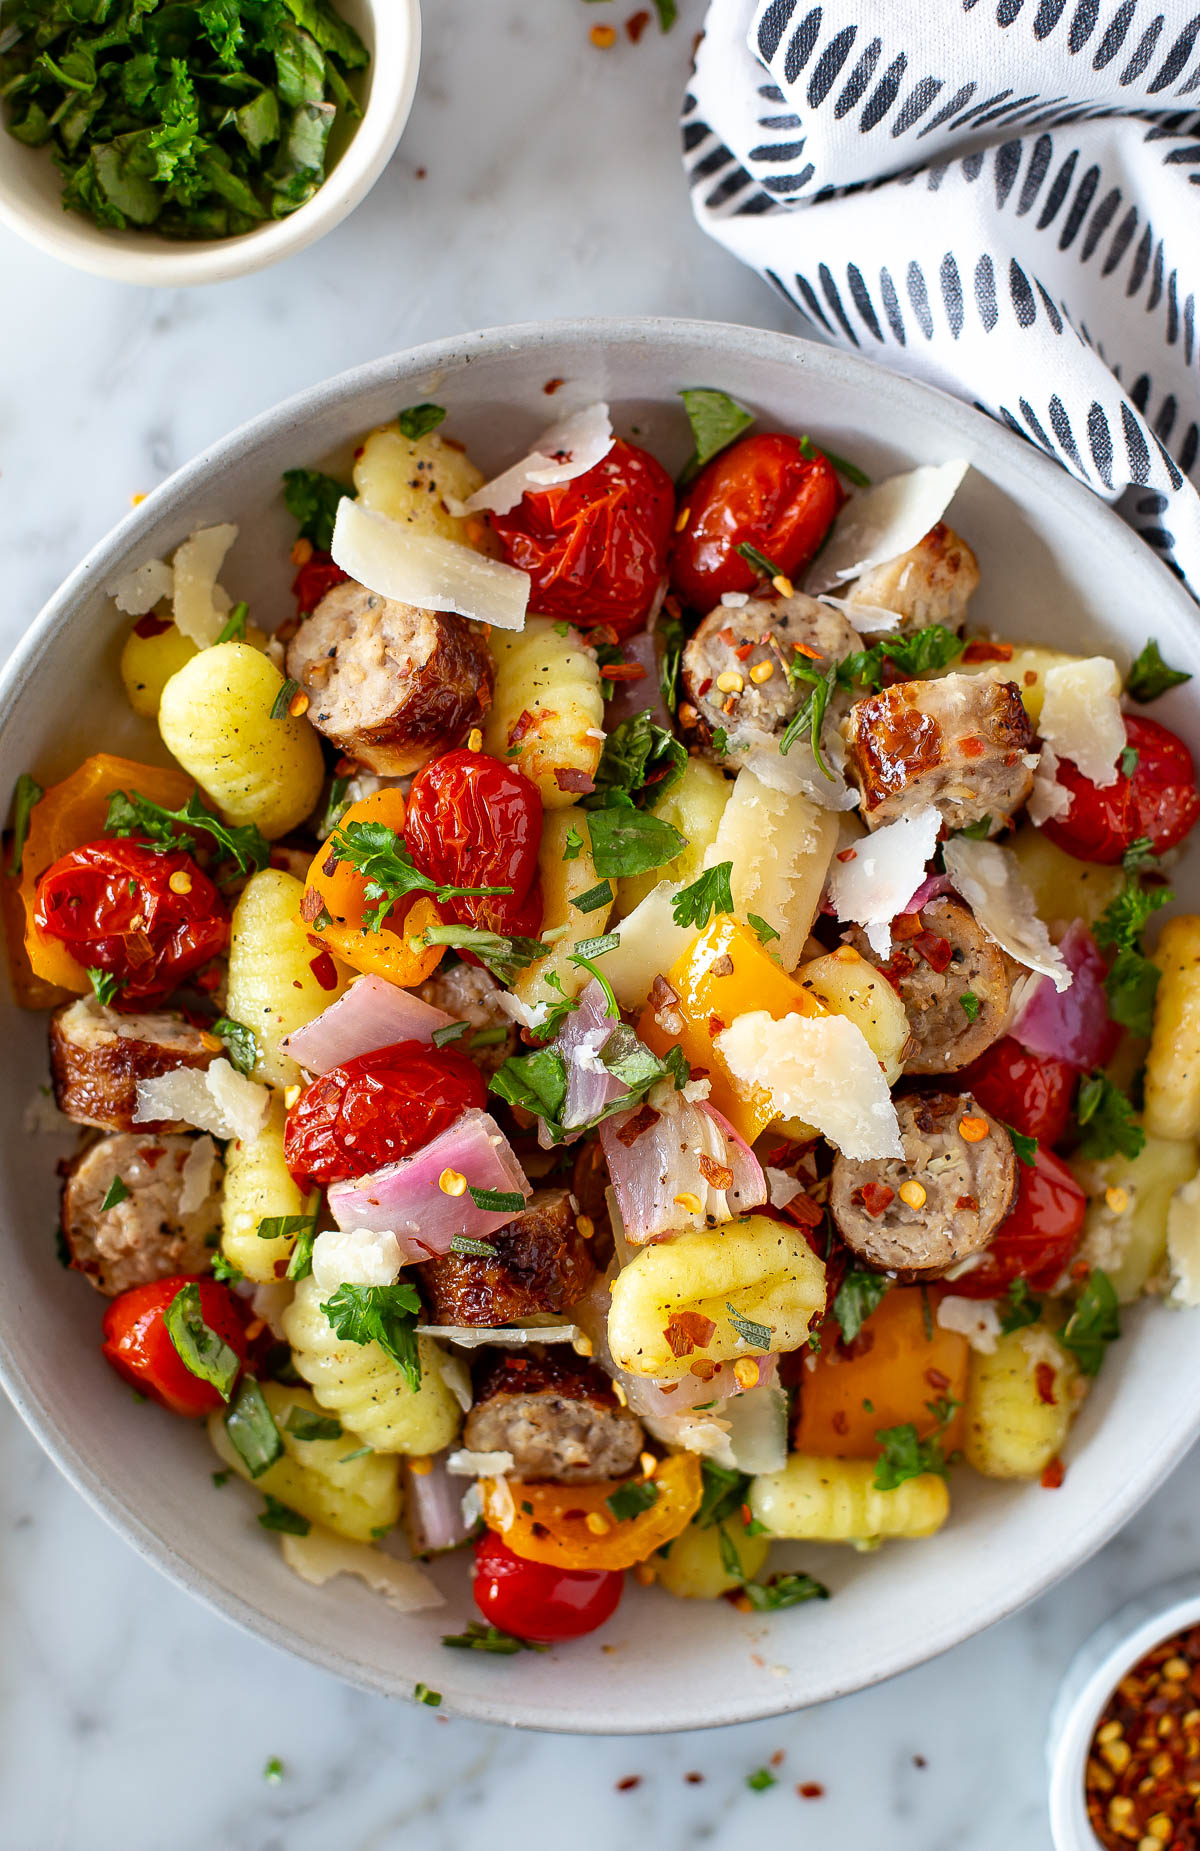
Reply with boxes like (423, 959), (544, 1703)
(957, 1036), (1079, 1144)
(293, 550), (348, 617)
(1042, 715), (1200, 864)
(284, 1039), (486, 1190)
(669, 433), (843, 611)
(34, 837), (228, 1008)
(950, 1146), (1087, 1299)
(101, 1276), (248, 1417)
(490, 438), (675, 638)
(472, 1529), (624, 1643)
(405, 750), (544, 937)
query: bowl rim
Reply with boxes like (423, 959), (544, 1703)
(4, 315), (1200, 1731)
(0, 0), (421, 287)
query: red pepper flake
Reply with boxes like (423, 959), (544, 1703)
(961, 639), (1014, 663)
(300, 886), (325, 925)
(890, 911), (923, 941)
(665, 1310), (716, 1357)
(960, 736), (985, 759)
(781, 1191), (824, 1229)
(1034, 1361), (1058, 1406)
(309, 951), (339, 991)
(770, 1750), (785, 1767)
(689, 1357), (719, 1381)
(543, 377), (564, 395)
(925, 1367), (950, 1392)
(719, 626), (737, 646)
(322, 848), (339, 879)
(1024, 669), (1039, 687)
(683, 1770), (704, 1784)
(508, 709), (536, 747)
(1041, 1456), (1065, 1490)
(955, 1194), (979, 1212)
(912, 930), (953, 973)
(707, 1015), (726, 1038)
(1071, 1258), (1091, 1281)
(1084, 1623), (1200, 1848)
(600, 662), (647, 682)
(696, 676), (713, 698)
(615, 1104), (660, 1148)
(698, 1153), (735, 1191)
(137, 1145), (165, 1168)
(831, 1410), (849, 1436)
(854, 1181), (895, 1218)
(798, 1783), (825, 1799)
(835, 847), (857, 863)
(734, 641), (755, 661)
(553, 767), (596, 793)
(133, 613), (172, 638)
(913, 1755), (927, 1769)
(616, 1777), (641, 1792)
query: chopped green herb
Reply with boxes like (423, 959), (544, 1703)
(1076, 1072), (1145, 1162)
(574, 879), (614, 914)
(1120, 745), (1140, 777)
(1105, 947), (1161, 1037)
(1061, 1268), (1120, 1375)
(747, 913), (780, 946)
(270, 676), (302, 719)
(449, 1235), (499, 1258)
(957, 815), (993, 841)
(264, 1756), (285, 1784)
(710, 726), (728, 755)
(736, 540), (785, 580)
(210, 1253), (243, 1285)
(215, 601), (248, 645)
(780, 658), (837, 777)
(999, 1279), (1042, 1335)
(212, 1015), (258, 1076)
(677, 386), (754, 482)
(960, 991), (981, 1023)
(413, 1682), (443, 1707)
(746, 1768), (777, 1792)
(563, 823), (584, 861)
(224, 1376), (284, 1478)
(1094, 877), (1172, 954)
(340, 1445), (371, 1462)
(489, 1045), (568, 1125)
(100, 1175), (130, 1212)
(726, 1303), (773, 1350)
(421, 922), (545, 985)
(837, 625), (965, 692)
(606, 1479), (660, 1522)
(651, 0), (677, 27)
(257, 1212), (319, 1282)
(163, 1282), (240, 1401)
(258, 1495), (309, 1535)
(211, 1469), (232, 1488)
(584, 806), (685, 880)
(283, 1406), (342, 1441)
(441, 1621), (546, 1655)
(717, 1522), (744, 1580)
(1122, 836), (1157, 872)
(469, 1026), (509, 1050)
(319, 775), (352, 839)
(330, 819), (513, 932)
(696, 1459), (752, 1527)
(432, 1020), (471, 1048)
(659, 612), (685, 713)
(1126, 639), (1192, 703)
(283, 466), (353, 552)
(1003, 1123), (1038, 1168)
(832, 1268), (890, 1345)
(671, 862), (734, 931)
(396, 403), (446, 442)
(8, 772), (42, 876)
(320, 1281), (422, 1390)
(105, 787), (268, 875)
(741, 1572), (830, 1610)
(466, 1187), (525, 1215)
(585, 710), (687, 813)
(87, 967), (120, 1007)
(873, 1399), (957, 1490)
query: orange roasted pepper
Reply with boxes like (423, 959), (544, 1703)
(16, 753), (195, 996)
(638, 914), (826, 1143)
(481, 1452), (703, 1571)
(794, 1287), (968, 1459)
(304, 788), (444, 988)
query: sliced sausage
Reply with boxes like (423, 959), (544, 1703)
(848, 897), (1011, 1075)
(416, 962), (518, 1079)
(679, 592), (861, 756)
(829, 1091), (1016, 1281)
(463, 1351), (644, 1483)
(843, 673), (1034, 833)
(840, 523), (979, 636)
(50, 997), (217, 1133)
(61, 1131), (223, 1296)
(417, 1188), (596, 1327)
(286, 579), (494, 777)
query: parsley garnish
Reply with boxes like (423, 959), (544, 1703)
(1003, 1123), (1038, 1168)
(283, 1406), (342, 1441)
(100, 1175), (130, 1212)
(606, 1479), (660, 1522)
(873, 1399), (957, 1490)
(466, 1187), (525, 1215)
(224, 1376), (284, 1478)
(283, 468), (353, 552)
(441, 1622), (546, 1655)
(832, 1268), (890, 1345)
(747, 913), (779, 945)
(746, 1768), (777, 1792)
(8, 772), (41, 876)
(999, 1279), (1042, 1335)
(1126, 639), (1192, 703)
(696, 1459), (752, 1528)
(489, 1032), (683, 1145)
(585, 710), (687, 812)
(1120, 744), (1140, 777)
(1061, 1268), (1120, 1375)
(563, 823), (584, 861)
(677, 386), (754, 482)
(710, 726), (728, 754)
(257, 1212), (319, 1281)
(1094, 877), (1171, 953)
(258, 1495), (310, 1536)
(1075, 1072), (1145, 1161)
(212, 1016), (258, 1076)
(210, 1253), (243, 1285)
(741, 1572), (830, 1611)
(421, 922), (545, 984)
(413, 1682), (443, 1707)
(960, 991), (981, 1022)
(574, 879), (614, 914)
(837, 625), (964, 692)
(215, 601), (248, 645)
(780, 658), (837, 776)
(163, 1283), (240, 1401)
(957, 815), (993, 840)
(87, 967), (120, 1007)
(671, 862), (733, 930)
(105, 788), (268, 875)
(320, 1281), (422, 1390)
(726, 1303), (773, 1349)
(1106, 947), (1162, 1036)
(330, 819), (513, 931)
(396, 403), (446, 441)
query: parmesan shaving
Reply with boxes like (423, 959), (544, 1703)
(815, 593), (903, 632)
(459, 402), (613, 515)
(827, 804), (941, 957)
(716, 1010), (903, 1160)
(1027, 743), (1072, 826)
(936, 1295), (1001, 1354)
(279, 1528), (444, 1612)
(417, 1323), (580, 1348)
(133, 1058), (270, 1142)
(808, 460), (970, 591)
(438, 1349), (474, 1413)
(1038, 657), (1125, 789)
(765, 1166), (804, 1209)
(1167, 1173), (1200, 1307)
(311, 1226), (403, 1294)
(943, 836), (1072, 992)
(705, 768), (840, 970)
(111, 556), (174, 616)
(331, 498), (530, 631)
(178, 1135), (218, 1214)
(446, 1449), (515, 1477)
(170, 523), (238, 646)
(643, 1410), (736, 1468)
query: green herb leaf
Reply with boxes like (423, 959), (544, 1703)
(677, 386), (754, 481)
(696, 1459), (752, 1528)
(746, 1768), (777, 1792)
(574, 879), (614, 914)
(8, 772), (42, 876)
(726, 1302), (773, 1350)
(212, 1015), (258, 1075)
(263, 1755), (285, 1783)
(800, 432), (870, 487)
(489, 1046), (569, 1124)
(779, 659), (837, 777)
(957, 815), (993, 840)
(282, 468), (352, 552)
(1120, 744), (1140, 777)
(100, 1175), (130, 1212)
(606, 1479), (660, 1522)
(441, 1621), (547, 1655)
(258, 1494), (309, 1535)
(215, 601), (249, 645)
(1122, 836), (1157, 872)
(320, 1281), (423, 1390)
(999, 1279), (1042, 1335)
(212, 1469), (232, 1488)
(449, 1235), (499, 1258)
(1105, 947), (1161, 1037)
(432, 1020), (471, 1048)
(585, 806), (685, 880)
(652, 0), (678, 27)
(224, 1376), (284, 1478)
(163, 1282), (240, 1401)
(1003, 1123), (1038, 1168)
(466, 1187), (525, 1215)
(413, 1682), (442, 1707)
(586, 710), (687, 813)
(873, 1398), (957, 1490)
(563, 823), (584, 861)
(832, 1268), (890, 1345)
(1094, 877), (1172, 954)
(836, 625), (965, 692)
(210, 1253), (243, 1285)
(396, 403), (446, 441)
(87, 967), (120, 1007)
(746, 913), (780, 946)
(659, 612), (685, 713)
(270, 677), (302, 719)
(671, 862), (734, 931)
(1061, 1268), (1120, 1375)
(736, 540), (785, 580)
(330, 819), (513, 930)
(1126, 640), (1192, 703)
(710, 726), (728, 755)
(960, 991), (981, 1023)
(105, 788), (268, 875)
(283, 1405), (342, 1441)
(421, 922), (545, 985)
(741, 1572), (830, 1610)
(1076, 1072), (1145, 1161)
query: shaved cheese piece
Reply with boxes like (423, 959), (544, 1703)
(250, 1280), (294, 1340)
(311, 1226), (402, 1295)
(1038, 657), (1124, 789)
(809, 460), (970, 591)
(705, 768), (839, 970)
(438, 1350), (473, 1413)
(460, 402), (613, 515)
(178, 1135), (218, 1214)
(643, 1410), (736, 1468)
(111, 557), (174, 616)
(331, 498), (529, 631)
(446, 1449), (515, 1477)
(828, 804), (941, 957)
(738, 733), (860, 812)
(765, 1166), (804, 1208)
(417, 1322), (580, 1348)
(279, 1528), (444, 1612)
(133, 1058), (270, 1142)
(943, 836), (1071, 992)
(1167, 1173), (1200, 1307)
(936, 1295), (1001, 1354)
(716, 1010), (903, 1160)
(1027, 743), (1072, 826)
(593, 881), (699, 1011)
(815, 593), (903, 632)
(170, 523), (238, 646)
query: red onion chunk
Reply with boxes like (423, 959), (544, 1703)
(899, 871), (956, 916)
(1010, 918), (1112, 1069)
(599, 1093), (766, 1243)
(327, 1108), (530, 1260)
(402, 1455), (472, 1555)
(540, 978), (630, 1148)
(281, 974), (454, 1073)
(604, 629), (674, 731)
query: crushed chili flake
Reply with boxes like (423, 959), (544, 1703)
(707, 1015), (726, 1038)
(798, 1782), (825, 1799)
(615, 1104), (660, 1148)
(137, 1145), (166, 1168)
(508, 709), (536, 747)
(913, 1755), (927, 1769)
(1040, 1456), (1065, 1490)
(684, 1770), (704, 1784)
(854, 1181), (895, 1218)
(781, 1191), (824, 1229)
(300, 887), (325, 925)
(698, 1153), (735, 1191)
(1086, 1625), (1200, 1848)
(961, 639), (1014, 663)
(959, 735), (985, 759)
(836, 847), (857, 863)
(616, 1775), (642, 1791)
(543, 377), (564, 395)
(664, 1309), (716, 1357)
(133, 612), (172, 639)
(1034, 1360), (1058, 1406)
(925, 1367), (950, 1393)
(735, 641), (755, 661)
(697, 676), (713, 698)
(309, 951), (339, 991)
(600, 662), (647, 682)
(890, 911), (923, 941)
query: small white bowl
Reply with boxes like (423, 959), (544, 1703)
(0, 0), (420, 287)
(1048, 1575), (1200, 1850)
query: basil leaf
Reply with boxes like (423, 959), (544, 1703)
(1076, 1071), (1145, 1161)
(320, 1282), (422, 1390)
(999, 1279), (1042, 1335)
(696, 1460), (753, 1528)
(832, 1269), (890, 1345)
(212, 1016), (258, 1076)
(163, 1282), (240, 1402)
(584, 806), (685, 880)
(605, 1479), (660, 1522)
(741, 1572), (830, 1610)
(282, 468), (352, 551)
(396, 403), (446, 441)
(100, 1176), (130, 1212)
(224, 1376), (284, 1478)
(677, 386), (754, 481)
(283, 1406), (342, 1441)
(258, 1494), (310, 1535)
(1126, 639), (1192, 703)
(1061, 1269), (1120, 1375)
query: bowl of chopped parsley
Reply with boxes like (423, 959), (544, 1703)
(0, 0), (420, 284)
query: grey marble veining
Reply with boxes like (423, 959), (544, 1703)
(0, 4), (1194, 1846)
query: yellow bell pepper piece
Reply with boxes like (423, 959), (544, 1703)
(481, 1452), (702, 1571)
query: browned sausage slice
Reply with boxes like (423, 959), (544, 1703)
(848, 897), (1011, 1075)
(286, 580), (494, 777)
(463, 1352), (644, 1483)
(829, 1091), (1015, 1280)
(61, 1132), (223, 1296)
(50, 998), (217, 1132)
(843, 674), (1034, 833)
(416, 963), (518, 1078)
(417, 1188), (596, 1327)
(840, 524), (979, 636)
(679, 593), (860, 756)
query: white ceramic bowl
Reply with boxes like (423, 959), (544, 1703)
(3, 319), (1200, 1733)
(0, 0), (420, 286)
(1048, 1576), (1200, 1850)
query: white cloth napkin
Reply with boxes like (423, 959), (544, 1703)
(685, 0), (1200, 596)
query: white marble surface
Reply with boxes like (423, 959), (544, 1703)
(0, 4), (1196, 1846)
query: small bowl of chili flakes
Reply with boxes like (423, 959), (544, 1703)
(1050, 1578), (1200, 1851)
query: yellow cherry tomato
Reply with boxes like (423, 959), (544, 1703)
(481, 1452), (703, 1571)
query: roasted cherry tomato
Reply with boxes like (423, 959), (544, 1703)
(284, 1038), (486, 1190)
(1042, 715), (1200, 864)
(957, 1036), (1079, 1144)
(950, 1146), (1087, 1299)
(293, 550), (348, 617)
(405, 749), (544, 937)
(101, 1275), (248, 1416)
(34, 837), (228, 1008)
(472, 1530), (624, 1643)
(490, 438), (675, 638)
(669, 432), (843, 611)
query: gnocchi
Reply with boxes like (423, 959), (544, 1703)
(483, 618), (604, 809)
(749, 1455), (949, 1542)
(962, 1323), (1080, 1480)
(208, 1381), (401, 1542)
(220, 1094), (316, 1284)
(1145, 915), (1200, 1142)
(225, 869), (352, 1090)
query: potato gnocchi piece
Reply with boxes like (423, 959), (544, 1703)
(1145, 916), (1200, 1142)
(225, 869), (353, 1090)
(1007, 826), (1124, 930)
(512, 810), (613, 1012)
(616, 757), (731, 918)
(794, 946), (911, 1085)
(483, 618), (604, 810)
(207, 1381), (401, 1541)
(962, 1322), (1080, 1479)
(120, 618), (268, 719)
(158, 641), (324, 839)
(748, 1455), (949, 1542)
(655, 1518), (770, 1600)
(705, 768), (838, 970)
(283, 1275), (462, 1456)
(221, 1094), (316, 1283)
(1076, 1135), (1198, 1301)
(353, 424), (499, 551)
(606, 1214), (826, 1379)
